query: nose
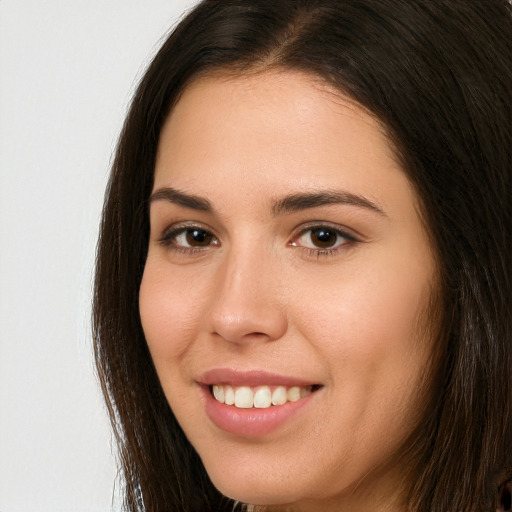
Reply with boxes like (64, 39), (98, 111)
(206, 245), (288, 345)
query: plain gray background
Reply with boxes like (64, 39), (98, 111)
(0, 1), (199, 510)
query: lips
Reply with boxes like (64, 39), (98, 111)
(198, 368), (319, 387)
(197, 368), (322, 437)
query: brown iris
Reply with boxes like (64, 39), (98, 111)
(185, 229), (213, 247)
(309, 228), (339, 248)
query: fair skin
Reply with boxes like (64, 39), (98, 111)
(139, 70), (437, 511)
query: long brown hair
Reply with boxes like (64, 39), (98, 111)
(93, 1), (512, 510)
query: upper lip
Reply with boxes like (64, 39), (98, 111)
(197, 368), (320, 387)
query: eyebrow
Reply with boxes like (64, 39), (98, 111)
(149, 186), (386, 217)
(149, 187), (213, 212)
(271, 190), (386, 217)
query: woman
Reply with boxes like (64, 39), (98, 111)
(93, 1), (512, 511)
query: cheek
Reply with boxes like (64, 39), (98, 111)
(304, 267), (429, 336)
(295, 246), (434, 407)
(139, 260), (205, 363)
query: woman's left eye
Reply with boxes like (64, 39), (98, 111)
(290, 226), (356, 251)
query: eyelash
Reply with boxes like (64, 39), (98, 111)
(158, 223), (219, 254)
(157, 222), (359, 259)
(290, 223), (359, 259)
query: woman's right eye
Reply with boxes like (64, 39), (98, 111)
(159, 226), (219, 251)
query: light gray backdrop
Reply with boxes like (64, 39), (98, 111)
(0, 1), (199, 510)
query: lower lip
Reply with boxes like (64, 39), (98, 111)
(201, 386), (317, 437)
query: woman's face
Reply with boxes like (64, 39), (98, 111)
(139, 70), (437, 511)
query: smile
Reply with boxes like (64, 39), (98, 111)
(198, 370), (322, 437)
(211, 384), (314, 409)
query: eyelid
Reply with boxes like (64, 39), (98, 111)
(156, 220), (361, 257)
(290, 221), (361, 243)
(158, 221), (220, 249)
(288, 221), (361, 259)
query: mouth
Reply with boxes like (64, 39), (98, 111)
(209, 384), (322, 409)
(198, 369), (323, 437)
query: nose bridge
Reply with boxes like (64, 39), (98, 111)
(207, 237), (287, 344)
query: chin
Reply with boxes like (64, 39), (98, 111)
(207, 470), (303, 508)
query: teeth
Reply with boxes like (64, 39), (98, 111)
(253, 387), (272, 408)
(234, 386), (253, 408)
(271, 386), (287, 406)
(224, 385), (235, 405)
(287, 386), (301, 402)
(211, 384), (314, 409)
(212, 385), (224, 403)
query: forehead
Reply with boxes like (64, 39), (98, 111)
(153, 70), (417, 225)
